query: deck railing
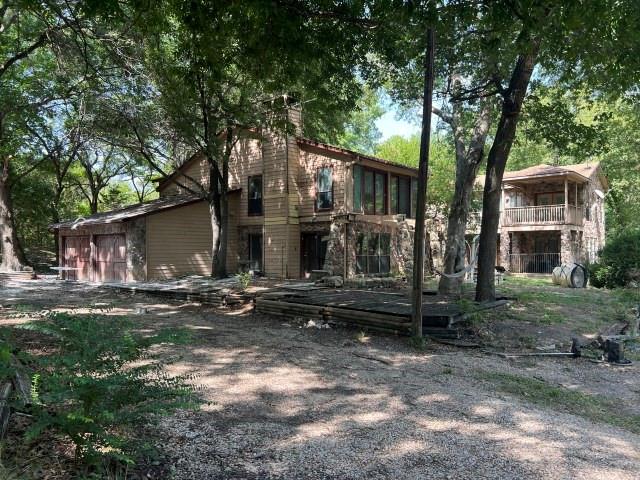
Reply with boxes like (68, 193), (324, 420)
(502, 205), (583, 226)
(508, 253), (561, 274)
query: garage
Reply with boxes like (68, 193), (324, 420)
(63, 236), (91, 281)
(95, 234), (127, 283)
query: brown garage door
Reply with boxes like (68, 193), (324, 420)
(95, 234), (126, 283)
(63, 236), (90, 281)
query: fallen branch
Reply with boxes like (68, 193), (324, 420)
(352, 352), (393, 366)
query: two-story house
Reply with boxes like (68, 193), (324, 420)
(52, 106), (430, 283)
(51, 99), (607, 283)
(496, 162), (607, 274)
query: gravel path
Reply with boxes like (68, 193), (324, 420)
(2, 280), (639, 479)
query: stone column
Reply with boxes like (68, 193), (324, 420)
(499, 230), (511, 268)
(560, 228), (572, 264)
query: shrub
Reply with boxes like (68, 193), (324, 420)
(590, 228), (640, 288)
(235, 271), (252, 291)
(14, 313), (199, 469)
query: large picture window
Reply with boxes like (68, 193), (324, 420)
(356, 233), (391, 275)
(248, 175), (263, 216)
(353, 165), (387, 215)
(390, 175), (411, 217)
(316, 166), (333, 210)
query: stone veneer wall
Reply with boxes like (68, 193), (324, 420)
(125, 218), (146, 281)
(321, 218), (436, 281)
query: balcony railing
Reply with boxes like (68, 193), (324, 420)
(508, 253), (561, 274)
(502, 205), (583, 226)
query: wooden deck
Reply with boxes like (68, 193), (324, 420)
(102, 276), (507, 338)
(256, 289), (508, 337)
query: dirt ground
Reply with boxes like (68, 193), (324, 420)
(2, 279), (640, 479)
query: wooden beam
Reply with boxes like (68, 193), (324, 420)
(411, 28), (435, 338)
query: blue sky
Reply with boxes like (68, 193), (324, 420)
(376, 109), (421, 140)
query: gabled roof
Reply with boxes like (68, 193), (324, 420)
(50, 194), (204, 229)
(296, 137), (419, 174)
(503, 162), (602, 183)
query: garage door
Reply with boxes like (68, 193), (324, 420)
(95, 234), (126, 283)
(63, 236), (90, 281)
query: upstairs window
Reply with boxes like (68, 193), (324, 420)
(316, 166), (333, 210)
(390, 175), (411, 217)
(353, 165), (387, 215)
(248, 175), (263, 216)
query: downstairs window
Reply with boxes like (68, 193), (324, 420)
(356, 232), (391, 275)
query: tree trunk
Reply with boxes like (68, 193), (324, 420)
(475, 44), (539, 302)
(213, 192), (228, 278)
(89, 192), (99, 214)
(0, 160), (26, 271)
(438, 168), (479, 294)
(438, 101), (492, 295)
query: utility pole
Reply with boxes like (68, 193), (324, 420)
(411, 28), (435, 338)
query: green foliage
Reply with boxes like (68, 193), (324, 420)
(235, 271), (251, 292)
(375, 134), (456, 207)
(480, 371), (640, 434)
(408, 335), (429, 351)
(13, 313), (198, 467)
(333, 87), (384, 155)
(589, 229), (640, 288)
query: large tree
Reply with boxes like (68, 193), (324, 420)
(0, 0), (120, 270)
(374, 1), (640, 300)
(473, 0), (640, 301)
(107, 0), (375, 278)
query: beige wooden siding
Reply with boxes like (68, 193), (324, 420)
(230, 137), (264, 225)
(297, 147), (346, 219)
(159, 135), (263, 198)
(146, 201), (213, 279)
(226, 192), (240, 273)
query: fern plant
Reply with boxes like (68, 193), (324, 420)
(17, 313), (199, 467)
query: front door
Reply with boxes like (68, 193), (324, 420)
(248, 233), (263, 273)
(301, 232), (328, 278)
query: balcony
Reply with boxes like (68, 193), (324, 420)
(502, 205), (583, 227)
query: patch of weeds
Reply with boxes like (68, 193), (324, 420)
(408, 335), (429, 351)
(479, 371), (640, 434)
(441, 366), (453, 375)
(538, 311), (564, 325)
(235, 271), (252, 292)
(456, 298), (475, 314)
(506, 276), (551, 288)
(518, 335), (537, 349)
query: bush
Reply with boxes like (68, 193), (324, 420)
(590, 228), (640, 288)
(235, 271), (252, 291)
(12, 313), (199, 469)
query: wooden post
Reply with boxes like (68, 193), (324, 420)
(411, 28), (435, 338)
(564, 176), (568, 223)
(575, 181), (578, 224)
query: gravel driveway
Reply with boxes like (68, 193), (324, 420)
(3, 281), (639, 479)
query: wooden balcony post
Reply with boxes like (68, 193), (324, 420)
(564, 176), (569, 223)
